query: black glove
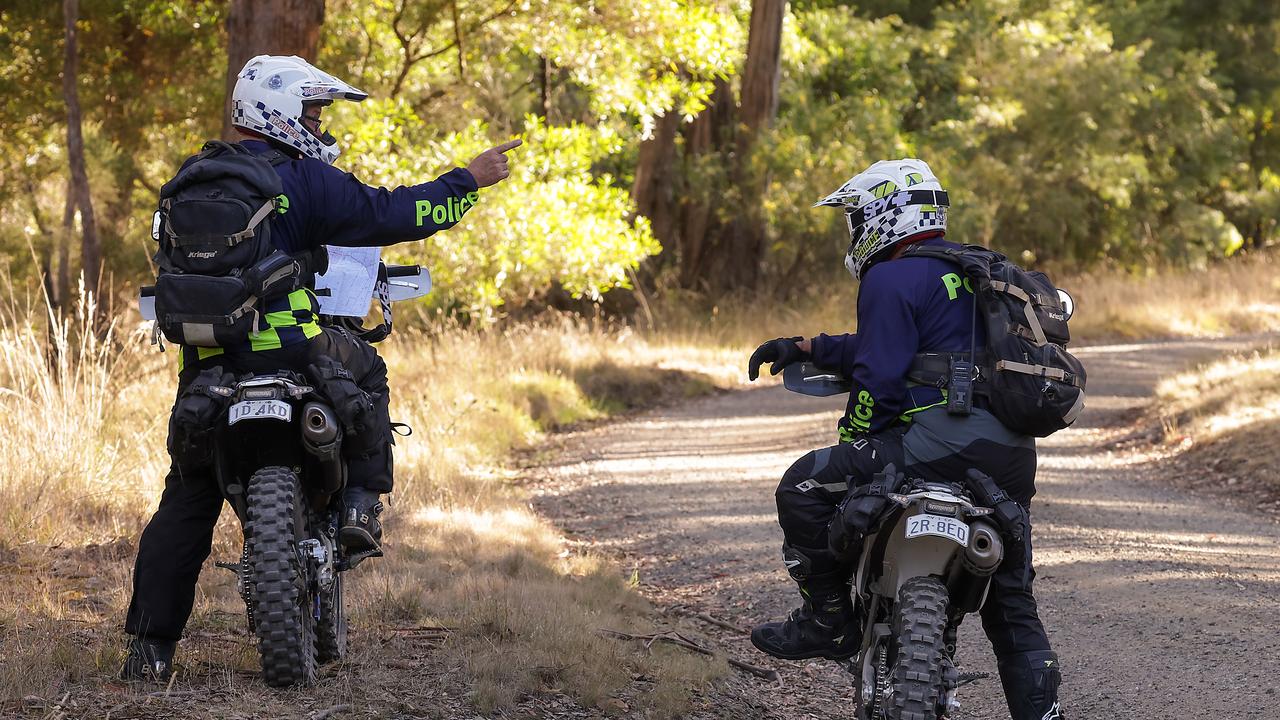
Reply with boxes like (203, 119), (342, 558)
(748, 336), (809, 381)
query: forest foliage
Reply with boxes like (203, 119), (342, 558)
(3, 0), (1278, 318)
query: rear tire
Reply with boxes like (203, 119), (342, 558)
(888, 576), (948, 720)
(245, 466), (317, 687)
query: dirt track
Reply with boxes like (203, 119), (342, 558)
(533, 338), (1280, 719)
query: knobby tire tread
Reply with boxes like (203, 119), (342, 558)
(245, 466), (317, 687)
(889, 576), (949, 720)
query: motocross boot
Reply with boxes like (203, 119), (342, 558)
(751, 569), (861, 661)
(339, 486), (384, 556)
(119, 637), (175, 682)
(997, 650), (1064, 720)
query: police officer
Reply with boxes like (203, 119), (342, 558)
(747, 159), (1063, 719)
(122, 55), (519, 680)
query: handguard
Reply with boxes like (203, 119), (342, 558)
(964, 468), (1026, 542)
(828, 463), (907, 556)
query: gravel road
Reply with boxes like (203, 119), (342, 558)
(532, 338), (1280, 719)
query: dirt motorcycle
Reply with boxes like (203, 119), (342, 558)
(783, 363), (1018, 720)
(139, 263), (430, 687)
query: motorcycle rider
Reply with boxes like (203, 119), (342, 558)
(747, 159), (1063, 719)
(121, 54), (519, 680)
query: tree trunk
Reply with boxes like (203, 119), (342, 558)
(718, 0), (785, 292)
(538, 55), (551, 120)
(678, 79), (735, 289)
(222, 0), (326, 139)
(632, 111), (681, 251)
(62, 0), (101, 299)
(739, 0), (785, 137)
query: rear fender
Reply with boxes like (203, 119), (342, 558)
(219, 413), (303, 518)
(870, 507), (967, 598)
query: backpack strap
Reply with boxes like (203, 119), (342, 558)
(906, 244), (1053, 347)
(993, 359), (1083, 387)
(989, 280), (1048, 346)
(259, 148), (292, 166)
(909, 351), (991, 388)
(159, 196), (279, 247)
(229, 199), (281, 243)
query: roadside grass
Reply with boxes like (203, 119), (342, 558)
(0, 284), (734, 718)
(642, 248), (1280, 349)
(1063, 251), (1280, 344)
(1151, 346), (1280, 496)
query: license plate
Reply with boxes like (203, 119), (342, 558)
(228, 399), (292, 425)
(905, 513), (970, 547)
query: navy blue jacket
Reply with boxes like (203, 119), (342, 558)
(242, 139), (480, 252)
(808, 236), (985, 441)
(176, 140), (478, 365)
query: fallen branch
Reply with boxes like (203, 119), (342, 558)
(309, 704), (353, 720)
(601, 629), (778, 682)
(146, 688), (209, 698)
(662, 605), (750, 634)
(692, 612), (749, 635)
(392, 625), (455, 635)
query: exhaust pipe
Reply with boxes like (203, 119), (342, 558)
(301, 402), (345, 495)
(961, 520), (1003, 577)
(947, 519), (1005, 613)
(302, 402), (339, 445)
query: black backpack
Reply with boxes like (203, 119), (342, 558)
(152, 141), (322, 347)
(904, 244), (1087, 437)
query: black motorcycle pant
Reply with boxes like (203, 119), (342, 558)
(773, 407), (1052, 660)
(125, 327), (391, 644)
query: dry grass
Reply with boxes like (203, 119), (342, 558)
(1063, 252), (1280, 344)
(0, 282), (734, 718)
(1152, 345), (1280, 486)
(643, 248), (1280, 351)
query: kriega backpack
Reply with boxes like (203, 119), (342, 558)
(903, 244), (1086, 437)
(152, 141), (321, 347)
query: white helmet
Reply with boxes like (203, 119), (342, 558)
(815, 158), (949, 280)
(231, 55), (368, 165)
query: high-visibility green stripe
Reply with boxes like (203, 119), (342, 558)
(898, 392), (949, 423)
(289, 289), (316, 312)
(256, 288), (319, 348)
(264, 309), (300, 326)
(177, 345), (225, 373)
(248, 326), (284, 351)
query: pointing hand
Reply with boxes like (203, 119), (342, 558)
(467, 138), (522, 188)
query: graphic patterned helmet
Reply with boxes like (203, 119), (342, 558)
(815, 158), (949, 280)
(231, 55), (368, 165)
